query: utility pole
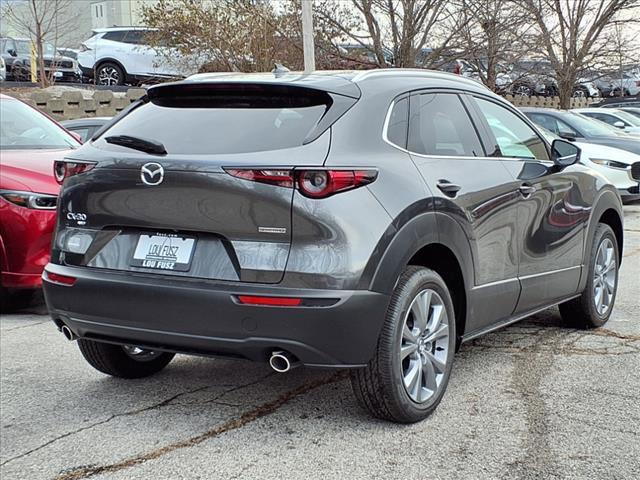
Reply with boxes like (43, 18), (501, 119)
(301, 0), (315, 73)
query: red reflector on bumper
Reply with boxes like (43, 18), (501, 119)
(237, 295), (302, 306)
(45, 271), (76, 286)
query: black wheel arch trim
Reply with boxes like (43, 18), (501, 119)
(368, 211), (473, 297)
(578, 187), (624, 292)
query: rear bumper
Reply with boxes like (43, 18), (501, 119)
(43, 264), (390, 368)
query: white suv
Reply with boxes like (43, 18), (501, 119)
(78, 27), (192, 85)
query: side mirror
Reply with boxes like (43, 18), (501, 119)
(8, 49), (17, 57)
(613, 120), (626, 128)
(558, 131), (577, 141)
(552, 139), (580, 168)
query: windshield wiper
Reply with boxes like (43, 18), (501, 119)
(105, 135), (167, 155)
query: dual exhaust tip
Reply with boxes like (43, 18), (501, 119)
(269, 350), (298, 373)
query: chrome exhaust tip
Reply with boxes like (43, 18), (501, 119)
(60, 325), (76, 341)
(269, 350), (296, 373)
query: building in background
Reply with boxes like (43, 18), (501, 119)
(89, 0), (158, 31)
(0, 0), (157, 48)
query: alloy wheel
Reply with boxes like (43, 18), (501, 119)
(98, 66), (120, 85)
(400, 289), (450, 403)
(593, 238), (616, 316)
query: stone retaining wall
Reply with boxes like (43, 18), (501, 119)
(2, 87), (593, 121)
(4, 88), (146, 120)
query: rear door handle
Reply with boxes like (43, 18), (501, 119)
(519, 184), (537, 196)
(437, 180), (462, 196)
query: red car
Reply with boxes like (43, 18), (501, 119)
(0, 94), (80, 310)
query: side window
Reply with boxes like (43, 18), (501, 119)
(408, 93), (483, 157)
(386, 97), (408, 148)
(528, 113), (558, 134)
(123, 31), (145, 45)
(556, 119), (581, 138)
(475, 98), (549, 161)
(589, 112), (627, 127)
(102, 31), (126, 43)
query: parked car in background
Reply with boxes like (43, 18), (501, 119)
(575, 108), (640, 135)
(57, 48), (79, 60)
(0, 56), (5, 82)
(0, 94), (80, 310)
(44, 70), (623, 423)
(77, 27), (187, 86)
(61, 117), (110, 142)
(522, 107), (640, 155)
(613, 107), (640, 119)
(1, 37), (81, 83)
(608, 68), (640, 97)
(537, 127), (639, 203)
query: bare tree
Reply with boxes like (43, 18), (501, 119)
(455, 0), (534, 92)
(2, 0), (78, 87)
(517, 0), (640, 108)
(314, 0), (466, 69)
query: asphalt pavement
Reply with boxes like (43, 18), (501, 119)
(1, 205), (639, 480)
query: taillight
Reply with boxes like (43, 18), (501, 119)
(44, 270), (76, 286)
(225, 169), (294, 188)
(297, 170), (377, 198)
(54, 160), (96, 185)
(224, 168), (377, 199)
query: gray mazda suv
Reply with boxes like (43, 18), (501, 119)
(43, 70), (624, 423)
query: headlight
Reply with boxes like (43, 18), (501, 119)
(591, 158), (630, 170)
(0, 190), (57, 209)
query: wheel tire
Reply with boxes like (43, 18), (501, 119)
(559, 224), (619, 329)
(95, 62), (125, 86)
(350, 266), (456, 423)
(77, 339), (175, 378)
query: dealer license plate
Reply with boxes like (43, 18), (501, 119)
(131, 233), (196, 271)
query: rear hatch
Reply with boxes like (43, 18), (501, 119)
(57, 81), (358, 283)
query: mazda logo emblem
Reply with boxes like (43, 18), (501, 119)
(141, 162), (164, 186)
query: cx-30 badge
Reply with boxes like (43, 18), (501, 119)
(141, 163), (164, 186)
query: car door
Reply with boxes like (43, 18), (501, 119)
(406, 91), (521, 334)
(122, 30), (158, 77)
(471, 96), (588, 314)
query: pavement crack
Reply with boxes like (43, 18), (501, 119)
(1, 383), (216, 467)
(503, 329), (561, 480)
(53, 372), (347, 480)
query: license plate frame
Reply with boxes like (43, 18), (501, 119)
(130, 233), (196, 272)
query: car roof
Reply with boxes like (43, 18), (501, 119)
(61, 117), (111, 127)
(92, 27), (155, 33)
(164, 68), (490, 99)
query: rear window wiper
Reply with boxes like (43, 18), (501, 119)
(104, 135), (167, 155)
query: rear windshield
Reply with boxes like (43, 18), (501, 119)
(95, 84), (332, 155)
